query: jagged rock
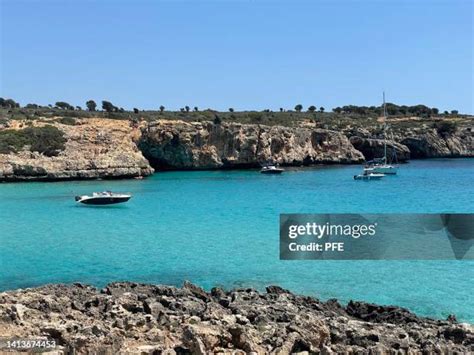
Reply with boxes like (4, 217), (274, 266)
(400, 128), (473, 158)
(0, 282), (472, 353)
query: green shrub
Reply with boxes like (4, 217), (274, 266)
(57, 117), (76, 125)
(0, 130), (29, 153)
(0, 125), (66, 156)
(433, 121), (457, 136)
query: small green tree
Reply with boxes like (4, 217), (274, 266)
(102, 100), (116, 112)
(451, 110), (459, 115)
(320, 106), (325, 112)
(295, 104), (303, 112)
(279, 108), (284, 112)
(86, 100), (97, 111)
(229, 108), (234, 112)
(133, 108), (139, 114)
(307, 105), (316, 112)
(2, 98), (19, 108)
(159, 105), (165, 112)
(55, 101), (73, 110)
(185, 106), (190, 112)
(194, 106), (199, 112)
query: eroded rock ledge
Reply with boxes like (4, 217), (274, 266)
(0, 282), (472, 354)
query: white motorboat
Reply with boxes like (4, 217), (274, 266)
(75, 191), (132, 205)
(260, 163), (284, 174)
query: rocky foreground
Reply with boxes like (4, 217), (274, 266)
(0, 282), (472, 354)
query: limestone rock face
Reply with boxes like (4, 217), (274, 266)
(139, 120), (365, 169)
(399, 128), (474, 158)
(0, 118), (154, 181)
(0, 282), (471, 353)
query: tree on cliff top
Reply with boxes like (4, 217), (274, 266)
(307, 105), (316, 112)
(0, 98), (20, 108)
(102, 100), (117, 113)
(55, 102), (74, 110)
(295, 104), (303, 112)
(86, 100), (97, 111)
(159, 105), (165, 112)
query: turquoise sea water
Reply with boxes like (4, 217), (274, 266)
(0, 159), (473, 322)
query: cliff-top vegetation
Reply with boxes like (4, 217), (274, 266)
(0, 97), (471, 131)
(0, 125), (66, 156)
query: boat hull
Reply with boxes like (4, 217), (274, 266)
(371, 166), (398, 175)
(76, 196), (131, 205)
(354, 174), (385, 180)
(260, 169), (284, 174)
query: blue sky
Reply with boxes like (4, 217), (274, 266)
(1, 0), (472, 113)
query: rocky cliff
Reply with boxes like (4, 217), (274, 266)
(0, 118), (153, 181)
(0, 118), (472, 182)
(345, 123), (473, 161)
(398, 128), (473, 159)
(139, 120), (365, 169)
(0, 282), (472, 354)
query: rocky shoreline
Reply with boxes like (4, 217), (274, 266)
(0, 282), (472, 354)
(0, 117), (473, 181)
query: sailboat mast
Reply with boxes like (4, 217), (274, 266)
(383, 92), (387, 163)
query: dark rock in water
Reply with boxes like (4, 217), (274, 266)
(0, 282), (472, 353)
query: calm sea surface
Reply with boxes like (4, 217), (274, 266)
(1, 159), (473, 322)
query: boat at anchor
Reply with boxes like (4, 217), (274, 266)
(75, 191), (132, 205)
(260, 163), (284, 174)
(354, 171), (385, 180)
(364, 92), (398, 175)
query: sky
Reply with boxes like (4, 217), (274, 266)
(0, 0), (472, 113)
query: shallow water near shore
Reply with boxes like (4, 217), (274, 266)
(1, 159), (473, 322)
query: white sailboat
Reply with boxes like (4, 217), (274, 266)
(364, 92), (398, 175)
